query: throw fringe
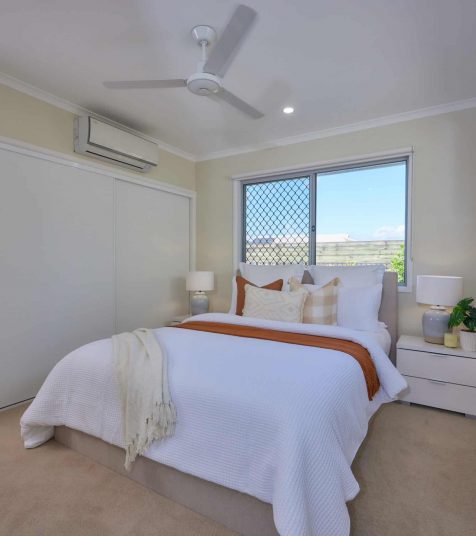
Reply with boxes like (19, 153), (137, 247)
(124, 401), (177, 471)
(113, 329), (177, 472)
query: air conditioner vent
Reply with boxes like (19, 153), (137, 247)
(74, 116), (158, 172)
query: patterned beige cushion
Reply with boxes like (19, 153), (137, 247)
(242, 284), (307, 323)
(289, 277), (339, 325)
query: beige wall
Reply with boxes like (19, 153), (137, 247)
(0, 84), (195, 191)
(196, 108), (476, 336)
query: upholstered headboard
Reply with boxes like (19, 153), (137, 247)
(379, 271), (398, 363)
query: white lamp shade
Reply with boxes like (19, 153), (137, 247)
(416, 275), (463, 306)
(186, 271), (214, 292)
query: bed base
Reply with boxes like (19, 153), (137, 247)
(55, 426), (278, 536)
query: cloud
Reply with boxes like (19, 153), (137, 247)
(373, 224), (405, 240)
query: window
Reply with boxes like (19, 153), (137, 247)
(240, 155), (411, 287)
(243, 176), (311, 265)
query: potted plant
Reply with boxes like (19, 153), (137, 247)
(448, 297), (476, 351)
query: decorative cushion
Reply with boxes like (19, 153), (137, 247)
(242, 285), (307, 323)
(235, 276), (283, 316)
(289, 277), (339, 325)
(308, 264), (385, 288)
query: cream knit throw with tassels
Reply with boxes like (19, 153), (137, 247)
(112, 329), (176, 471)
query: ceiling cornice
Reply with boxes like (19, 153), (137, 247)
(0, 71), (196, 162)
(2, 71), (476, 164)
(196, 96), (476, 161)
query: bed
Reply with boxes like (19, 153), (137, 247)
(21, 271), (405, 536)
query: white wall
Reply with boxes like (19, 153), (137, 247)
(196, 108), (476, 337)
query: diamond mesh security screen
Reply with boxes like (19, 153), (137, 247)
(243, 177), (310, 264)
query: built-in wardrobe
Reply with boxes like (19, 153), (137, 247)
(0, 139), (195, 408)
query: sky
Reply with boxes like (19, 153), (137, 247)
(316, 162), (406, 240)
(245, 161), (406, 241)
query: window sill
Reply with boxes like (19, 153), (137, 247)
(398, 285), (412, 293)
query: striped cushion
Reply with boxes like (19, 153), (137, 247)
(289, 277), (339, 325)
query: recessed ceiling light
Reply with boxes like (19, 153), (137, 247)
(282, 106), (294, 114)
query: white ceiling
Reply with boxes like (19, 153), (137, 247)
(1, 0), (476, 160)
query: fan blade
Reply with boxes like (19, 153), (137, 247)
(203, 4), (257, 78)
(103, 79), (186, 89)
(215, 88), (264, 119)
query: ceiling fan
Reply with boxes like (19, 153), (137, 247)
(103, 4), (263, 119)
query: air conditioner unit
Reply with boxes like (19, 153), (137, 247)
(74, 116), (158, 172)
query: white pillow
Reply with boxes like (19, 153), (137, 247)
(337, 284), (382, 331)
(242, 284), (307, 323)
(308, 264), (385, 288)
(239, 263), (305, 289)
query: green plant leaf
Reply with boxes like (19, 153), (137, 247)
(467, 307), (476, 319)
(459, 297), (474, 308)
(464, 317), (476, 332)
(448, 297), (475, 328)
(449, 308), (465, 328)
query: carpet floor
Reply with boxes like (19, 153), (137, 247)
(1, 402), (475, 536)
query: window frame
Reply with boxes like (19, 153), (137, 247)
(232, 149), (413, 292)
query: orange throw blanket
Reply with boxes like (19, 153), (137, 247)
(173, 321), (380, 400)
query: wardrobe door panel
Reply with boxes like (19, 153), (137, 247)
(115, 180), (190, 332)
(0, 148), (115, 408)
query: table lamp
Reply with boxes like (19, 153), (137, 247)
(416, 275), (463, 344)
(186, 271), (214, 315)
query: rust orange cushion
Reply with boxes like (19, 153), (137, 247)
(235, 275), (283, 315)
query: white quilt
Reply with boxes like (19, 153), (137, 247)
(21, 313), (406, 536)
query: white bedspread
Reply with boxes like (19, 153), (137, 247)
(366, 325), (392, 355)
(21, 313), (406, 536)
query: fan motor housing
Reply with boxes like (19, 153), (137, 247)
(191, 25), (216, 46)
(187, 73), (222, 96)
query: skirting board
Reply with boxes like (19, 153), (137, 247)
(55, 426), (278, 536)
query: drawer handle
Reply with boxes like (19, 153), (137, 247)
(428, 379), (447, 385)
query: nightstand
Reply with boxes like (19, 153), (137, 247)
(169, 314), (190, 326)
(397, 335), (476, 417)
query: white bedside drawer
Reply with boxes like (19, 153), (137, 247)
(400, 376), (476, 416)
(397, 349), (476, 388)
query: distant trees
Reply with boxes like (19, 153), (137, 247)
(390, 244), (405, 283)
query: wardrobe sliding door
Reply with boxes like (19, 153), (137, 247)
(0, 148), (115, 408)
(115, 179), (190, 332)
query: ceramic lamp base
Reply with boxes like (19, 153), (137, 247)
(422, 307), (450, 344)
(191, 291), (209, 316)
